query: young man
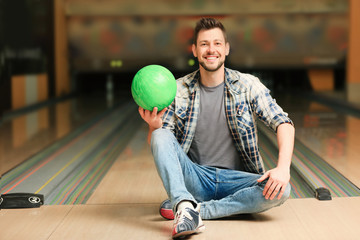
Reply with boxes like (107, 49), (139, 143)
(139, 18), (295, 239)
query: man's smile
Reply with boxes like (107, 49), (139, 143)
(204, 55), (219, 62)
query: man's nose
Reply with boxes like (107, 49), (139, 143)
(207, 44), (215, 53)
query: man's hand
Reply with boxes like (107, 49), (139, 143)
(138, 106), (167, 129)
(258, 123), (294, 200)
(257, 167), (290, 200)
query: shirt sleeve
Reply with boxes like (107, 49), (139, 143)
(250, 77), (294, 132)
(161, 100), (176, 134)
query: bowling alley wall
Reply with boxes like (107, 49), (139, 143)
(66, 0), (349, 94)
(0, 0), (353, 117)
(67, 0), (348, 72)
(0, 0), (54, 116)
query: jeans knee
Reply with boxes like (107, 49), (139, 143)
(279, 183), (291, 202)
(266, 183), (291, 209)
(257, 183), (291, 213)
(150, 128), (173, 149)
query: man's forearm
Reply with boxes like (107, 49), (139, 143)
(147, 126), (156, 145)
(276, 123), (295, 170)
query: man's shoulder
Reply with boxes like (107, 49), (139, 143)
(225, 68), (261, 90)
(176, 70), (199, 84)
(175, 70), (199, 95)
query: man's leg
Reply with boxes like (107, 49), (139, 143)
(151, 129), (289, 222)
(199, 168), (291, 220)
(151, 128), (215, 210)
(151, 128), (212, 238)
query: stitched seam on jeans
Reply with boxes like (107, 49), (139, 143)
(215, 169), (219, 199)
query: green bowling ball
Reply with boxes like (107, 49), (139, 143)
(131, 65), (177, 111)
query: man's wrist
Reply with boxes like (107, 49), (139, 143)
(276, 162), (291, 172)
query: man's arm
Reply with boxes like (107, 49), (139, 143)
(257, 122), (295, 200)
(138, 107), (167, 144)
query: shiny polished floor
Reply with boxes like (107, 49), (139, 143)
(275, 93), (360, 187)
(0, 92), (122, 175)
(0, 124), (359, 240)
(1, 90), (360, 239)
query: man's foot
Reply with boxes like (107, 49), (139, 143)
(159, 199), (174, 220)
(172, 206), (205, 239)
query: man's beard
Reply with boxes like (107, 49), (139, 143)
(199, 59), (225, 72)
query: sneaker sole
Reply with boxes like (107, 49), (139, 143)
(160, 208), (174, 220)
(172, 225), (205, 239)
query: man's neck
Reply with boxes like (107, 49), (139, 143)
(199, 66), (225, 87)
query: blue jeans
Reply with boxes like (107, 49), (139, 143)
(151, 128), (291, 220)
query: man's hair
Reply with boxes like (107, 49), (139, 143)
(193, 17), (227, 45)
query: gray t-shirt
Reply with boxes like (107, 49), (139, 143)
(188, 82), (244, 170)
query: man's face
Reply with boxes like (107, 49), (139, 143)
(192, 28), (230, 72)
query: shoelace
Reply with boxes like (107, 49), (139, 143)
(174, 209), (193, 224)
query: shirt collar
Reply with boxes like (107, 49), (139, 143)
(184, 69), (200, 94)
(184, 68), (246, 94)
(224, 68), (247, 94)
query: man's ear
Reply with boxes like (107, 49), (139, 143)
(192, 44), (197, 57)
(226, 42), (230, 56)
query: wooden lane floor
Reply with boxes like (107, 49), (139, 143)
(1, 124), (360, 239)
(0, 92), (125, 176)
(1, 197), (360, 239)
(86, 123), (167, 205)
(275, 94), (360, 188)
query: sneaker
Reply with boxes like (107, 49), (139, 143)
(172, 206), (205, 239)
(159, 199), (174, 220)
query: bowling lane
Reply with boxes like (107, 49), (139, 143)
(0, 92), (125, 176)
(274, 93), (360, 188)
(87, 122), (168, 205)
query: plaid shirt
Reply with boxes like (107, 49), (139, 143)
(162, 68), (293, 174)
